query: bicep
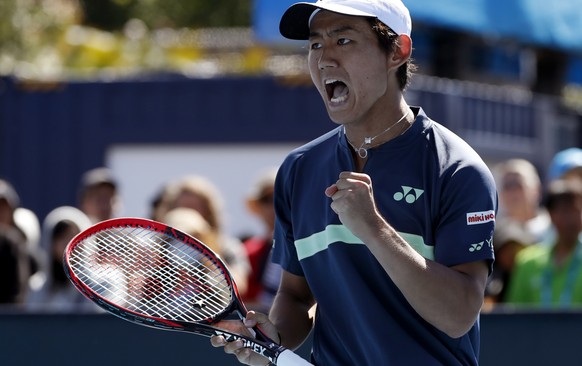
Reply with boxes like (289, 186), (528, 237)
(277, 270), (315, 308)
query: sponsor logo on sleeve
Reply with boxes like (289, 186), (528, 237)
(466, 210), (495, 225)
(468, 236), (493, 253)
(469, 242), (484, 252)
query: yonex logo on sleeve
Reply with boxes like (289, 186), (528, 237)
(469, 242), (483, 252)
(393, 186), (424, 204)
(466, 210), (495, 225)
(469, 237), (493, 253)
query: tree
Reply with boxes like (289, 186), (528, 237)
(79, 0), (252, 31)
(79, 0), (137, 31)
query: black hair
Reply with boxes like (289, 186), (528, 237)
(367, 18), (416, 91)
(543, 179), (582, 211)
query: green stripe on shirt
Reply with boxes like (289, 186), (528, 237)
(294, 224), (434, 261)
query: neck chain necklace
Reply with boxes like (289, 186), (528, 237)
(345, 109), (411, 159)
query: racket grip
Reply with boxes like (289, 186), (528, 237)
(276, 349), (313, 366)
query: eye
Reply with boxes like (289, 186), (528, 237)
(310, 42), (322, 50)
(338, 38), (351, 45)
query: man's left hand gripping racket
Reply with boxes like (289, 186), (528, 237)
(63, 217), (312, 366)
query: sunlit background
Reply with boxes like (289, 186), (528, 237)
(0, 0), (315, 80)
(2, 2), (582, 365)
(2, 0), (582, 107)
(3, 0), (582, 265)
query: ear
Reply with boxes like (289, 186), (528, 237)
(389, 34), (412, 68)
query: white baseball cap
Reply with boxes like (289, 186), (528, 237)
(279, 0), (412, 40)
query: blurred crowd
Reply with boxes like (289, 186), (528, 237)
(485, 147), (582, 310)
(0, 166), (280, 314)
(3, 147), (582, 313)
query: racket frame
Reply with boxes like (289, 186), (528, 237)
(63, 217), (288, 364)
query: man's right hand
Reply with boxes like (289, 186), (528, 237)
(210, 310), (280, 366)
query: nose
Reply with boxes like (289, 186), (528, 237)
(318, 48), (338, 70)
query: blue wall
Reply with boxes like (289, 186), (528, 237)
(0, 310), (580, 366)
(0, 75), (573, 226)
(0, 76), (331, 223)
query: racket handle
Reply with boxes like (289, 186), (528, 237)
(276, 349), (313, 366)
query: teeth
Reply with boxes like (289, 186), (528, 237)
(324, 79), (348, 104)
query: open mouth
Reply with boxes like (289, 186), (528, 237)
(325, 79), (349, 104)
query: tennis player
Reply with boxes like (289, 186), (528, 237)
(212, 0), (497, 364)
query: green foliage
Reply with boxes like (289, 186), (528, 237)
(0, 0), (257, 78)
(0, 0), (19, 53)
(79, 0), (138, 31)
(79, 0), (252, 30)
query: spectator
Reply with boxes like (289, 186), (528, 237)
(0, 225), (30, 304)
(78, 167), (120, 223)
(0, 179), (43, 295)
(241, 168), (282, 313)
(163, 207), (219, 254)
(14, 207), (41, 255)
(486, 159), (552, 305)
(485, 220), (535, 305)
(13, 207), (44, 291)
(506, 179), (582, 308)
(148, 185), (167, 222)
(548, 147), (582, 183)
(27, 206), (98, 312)
(493, 158), (552, 244)
(0, 179), (19, 228)
(158, 175), (250, 296)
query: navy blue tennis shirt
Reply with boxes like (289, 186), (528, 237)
(272, 107), (497, 365)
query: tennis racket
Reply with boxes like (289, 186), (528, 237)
(63, 217), (312, 366)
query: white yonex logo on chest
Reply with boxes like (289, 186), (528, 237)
(393, 186), (424, 203)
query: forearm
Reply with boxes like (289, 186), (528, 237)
(366, 223), (488, 338)
(268, 275), (315, 349)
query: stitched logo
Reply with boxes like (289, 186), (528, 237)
(469, 237), (493, 253)
(486, 237), (493, 249)
(393, 186), (424, 204)
(466, 210), (495, 225)
(469, 242), (484, 252)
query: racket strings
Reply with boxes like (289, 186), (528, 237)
(112, 226), (231, 318)
(71, 227), (229, 320)
(136, 227), (231, 317)
(70, 229), (183, 318)
(135, 228), (233, 318)
(68, 224), (233, 322)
